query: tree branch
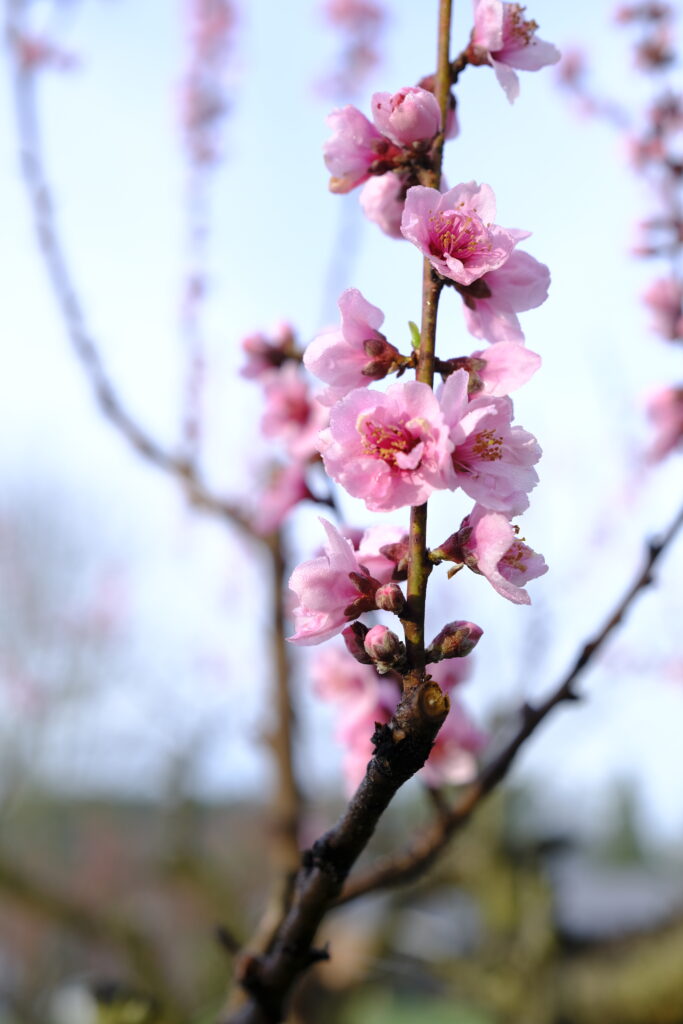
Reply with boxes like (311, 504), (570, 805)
(338, 501), (683, 903)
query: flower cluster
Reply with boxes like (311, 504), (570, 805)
(239, 324), (330, 535)
(283, 1), (557, 797)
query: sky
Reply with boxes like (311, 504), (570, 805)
(1, 0), (683, 841)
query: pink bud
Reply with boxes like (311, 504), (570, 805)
(363, 624), (405, 671)
(371, 86), (441, 147)
(426, 621), (483, 663)
(375, 582), (405, 614)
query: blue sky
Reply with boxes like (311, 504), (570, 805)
(1, 0), (683, 840)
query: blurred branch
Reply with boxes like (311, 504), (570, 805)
(0, 852), (187, 1024)
(6, 15), (257, 542)
(338, 501), (683, 903)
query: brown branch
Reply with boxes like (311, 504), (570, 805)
(0, 852), (187, 1024)
(7, 25), (257, 542)
(222, 681), (450, 1024)
(338, 501), (683, 903)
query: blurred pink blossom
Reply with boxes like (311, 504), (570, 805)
(646, 386), (683, 460)
(359, 172), (406, 238)
(260, 364), (329, 461)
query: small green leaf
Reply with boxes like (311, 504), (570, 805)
(408, 321), (421, 350)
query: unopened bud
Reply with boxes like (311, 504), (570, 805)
(380, 539), (410, 580)
(342, 622), (373, 664)
(426, 621), (483, 663)
(363, 625), (405, 673)
(375, 582), (406, 614)
(362, 337), (399, 380)
(431, 523), (471, 565)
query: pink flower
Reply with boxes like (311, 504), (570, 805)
(371, 86), (441, 147)
(318, 381), (453, 512)
(459, 504), (548, 604)
(254, 463), (311, 535)
(468, 341), (541, 397)
(421, 701), (487, 786)
(288, 519), (379, 645)
(360, 172), (406, 238)
(460, 250), (550, 344)
(356, 523), (408, 582)
(310, 645), (377, 702)
(642, 278), (683, 342)
(440, 370), (541, 515)
(304, 288), (398, 406)
(323, 106), (393, 194)
(646, 386), (683, 461)
(260, 364), (329, 460)
(469, 0), (560, 103)
(240, 322), (296, 379)
(401, 182), (519, 286)
(338, 682), (396, 791)
(429, 658), (473, 691)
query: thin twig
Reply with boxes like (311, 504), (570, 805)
(338, 502), (683, 903)
(7, 22), (256, 542)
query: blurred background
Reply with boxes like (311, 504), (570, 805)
(1, 0), (683, 1021)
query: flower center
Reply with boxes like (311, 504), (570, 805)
(360, 416), (420, 467)
(503, 5), (539, 48)
(500, 541), (528, 574)
(471, 428), (504, 461)
(428, 209), (489, 264)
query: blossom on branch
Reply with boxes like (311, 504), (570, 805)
(323, 106), (393, 193)
(370, 86), (442, 147)
(467, 0), (560, 103)
(435, 503), (547, 604)
(401, 182), (520, 286)
(440, 370), (541, 515)
(304, 288), (398, 405)
(288, 519), (380, 645)
(318, 381), (452, 511)
(459, 249), (551, 344)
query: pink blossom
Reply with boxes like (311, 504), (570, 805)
(468, 341), (541, 397)
(371, 86), (441, 147)
(260, 364), (329, 461)
(304, 288), (398, 406)
(356, 524), (408, 582)
(421, 701), (487, 786)
(459, 504), (548, 604)
(642, 278), (683, 342)
(429, 658), (472, 691)
(401, 182), (519, 286)
(338, 682), (396, 791)
(254, 463), (311, 535)
(310, 645), (377, 702)
(318, 381), (452, 512)
(460, 250), (550, 344)
(646, 386), (683, 461)
(288, 519), (379, 645)
(323, 106), (392, 194)
(440, 370), (541, 515)
(241, 322), (296, 379)
(469, 0), (560, 103)
(360, 172), (406, 239)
